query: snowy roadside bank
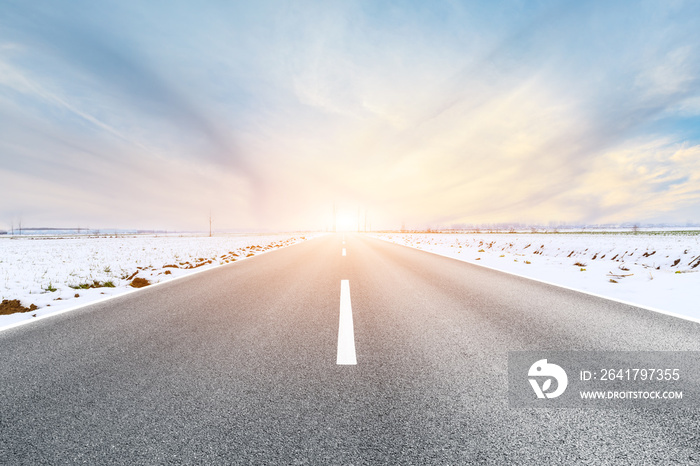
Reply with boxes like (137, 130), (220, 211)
(370, 232), (700, 322)
(0, 232), (324, 328)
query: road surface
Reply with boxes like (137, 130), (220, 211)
(1, 234), (699, 464)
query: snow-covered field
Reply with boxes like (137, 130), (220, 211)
(371, 232), (700, 321)
(0, 232), (323, 328)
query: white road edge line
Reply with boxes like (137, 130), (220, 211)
(0, 235), (328, 334)
(342, 248), (346, 256)
(369, 236), (700, 325)
(337, 280), (357, 365)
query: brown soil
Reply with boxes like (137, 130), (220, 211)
(0, 299), (38, 316)
(130, 277), (151, 288)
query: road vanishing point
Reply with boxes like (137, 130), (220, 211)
(1, 234), (699, 464)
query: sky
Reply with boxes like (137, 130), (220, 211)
(1, 0), (699, 231)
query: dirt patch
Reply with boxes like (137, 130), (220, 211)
(130, 277), (151, 288)
(690, 256), (700, 269)
(0, 299), (38, 316)
(177, 260), (212, 270)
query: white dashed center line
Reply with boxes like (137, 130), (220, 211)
(342, 248), (346, 256)
(336, 280), (357, 365)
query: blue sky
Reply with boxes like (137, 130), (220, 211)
(1, 0), (699, 230)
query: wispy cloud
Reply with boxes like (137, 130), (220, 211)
(1, 0), (699, 230)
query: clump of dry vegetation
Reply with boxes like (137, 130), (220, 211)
(69, 280), (115, 290)
(0, 299), (38, 316)
(130, 278), (151, 288)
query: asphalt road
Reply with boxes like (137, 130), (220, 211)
(1, 234), (699, 464)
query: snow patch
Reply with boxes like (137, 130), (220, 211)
(371, 232), (700, 321)
(0, 232), (323, 328)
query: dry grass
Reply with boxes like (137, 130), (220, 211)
(130, 277), (151, 288)
(0, 299), (38, 316)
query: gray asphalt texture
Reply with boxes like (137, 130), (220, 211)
(1, 234), (699, 465)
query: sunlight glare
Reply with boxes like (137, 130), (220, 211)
(335, 210), (358, 232)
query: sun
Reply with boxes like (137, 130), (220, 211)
(335, 210), (358, 232)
